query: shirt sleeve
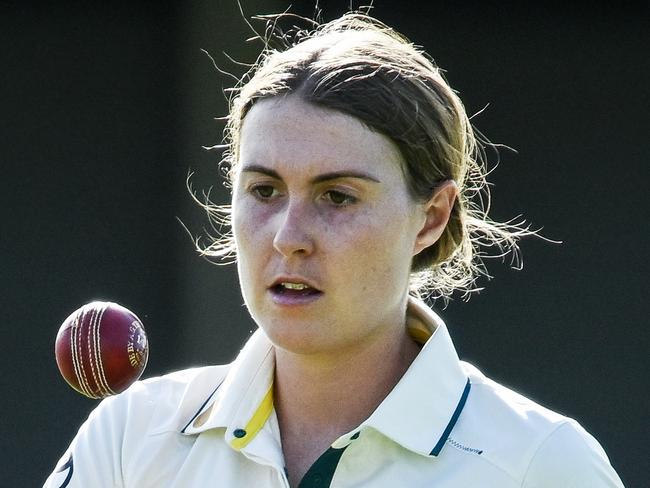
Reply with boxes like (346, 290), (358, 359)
(42, 394), (127, 488)
(522, 420), (624, 488)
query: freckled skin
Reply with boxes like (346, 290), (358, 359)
(232, 96), (429, 358)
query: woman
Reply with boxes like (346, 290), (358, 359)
(45, 13), (623, 488)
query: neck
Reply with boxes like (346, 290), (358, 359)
(273, 322), (420, 438)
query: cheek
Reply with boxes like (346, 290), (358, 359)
(232, 205), (269, 294)
(232, 198), (273, 254)
(327, 207), (414, 278)
(232, 201), (271, 302)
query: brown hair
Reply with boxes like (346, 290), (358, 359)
(197, 13), (533, 299)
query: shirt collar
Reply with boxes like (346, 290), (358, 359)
(181, 328), (275, 451)
(331, 297), (470, 457)
(177, 296), (469, 457)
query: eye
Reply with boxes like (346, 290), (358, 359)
(323, 190), (357, 207)
(250, 184), (279, 200)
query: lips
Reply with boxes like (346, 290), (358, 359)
(268, 276), (323, 306)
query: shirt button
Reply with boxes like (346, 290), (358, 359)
(313, 474), (323, 485)
(233, 428), (247, 438)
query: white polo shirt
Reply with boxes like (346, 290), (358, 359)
(44, 298), (624, 487)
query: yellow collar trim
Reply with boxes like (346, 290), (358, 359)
(407, 317), (434, 345)
(230, 383), (274, 450)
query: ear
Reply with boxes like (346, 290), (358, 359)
(413, 180), (459, 256)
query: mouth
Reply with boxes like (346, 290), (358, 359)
(268, 280), (323, 306)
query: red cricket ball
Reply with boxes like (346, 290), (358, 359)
(55, 301), (149, 399)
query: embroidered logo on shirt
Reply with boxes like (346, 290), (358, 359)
(447, 437), (483, 455)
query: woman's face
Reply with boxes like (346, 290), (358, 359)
(232, 96), (431, 356)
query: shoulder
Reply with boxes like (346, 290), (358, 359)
(452, 362), (623, 487)
(44, 365), (231, 487)
(70, 365), (231, 457)
(129, 364), (230, 404)
(521, 420), (624, 487)
(104, 364), (231, 435)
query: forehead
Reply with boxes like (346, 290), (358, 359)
(238, 96), (405, 179)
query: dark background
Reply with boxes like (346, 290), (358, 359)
(2, 2), (647, 486)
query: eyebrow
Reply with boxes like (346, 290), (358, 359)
(240, 164), (381, 184)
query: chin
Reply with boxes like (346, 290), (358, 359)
(259, 318), (342, 356)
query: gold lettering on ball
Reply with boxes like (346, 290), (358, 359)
(127, 320), (147, 368)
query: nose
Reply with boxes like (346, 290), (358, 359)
(273, 200), (315, 258)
